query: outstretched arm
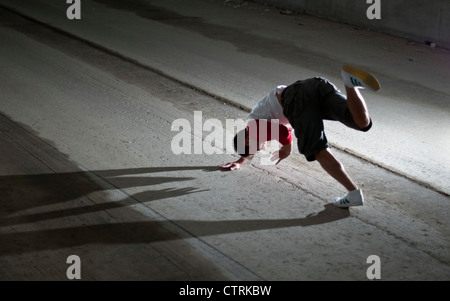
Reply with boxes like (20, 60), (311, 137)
(218, 156), (249, 171)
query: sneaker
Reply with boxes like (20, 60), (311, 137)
(341, 65), (380, 92)
(333, 189), (365, 207)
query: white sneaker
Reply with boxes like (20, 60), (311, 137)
(333, 189), (365, 208)
(341, 65), (380, 92)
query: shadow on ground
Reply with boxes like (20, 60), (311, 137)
(0, 165), (349, 255)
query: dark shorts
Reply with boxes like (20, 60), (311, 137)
(281, 77), (372, 162)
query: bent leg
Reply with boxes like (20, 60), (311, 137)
(345, 86), (371, 130)
(318, 78), (372, 132)
(315, 148), (358, 191)
(340, 64), (380, 130)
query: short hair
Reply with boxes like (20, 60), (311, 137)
(233, 129), (251, 157)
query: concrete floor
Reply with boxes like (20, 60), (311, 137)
(0, 0), (449, 282)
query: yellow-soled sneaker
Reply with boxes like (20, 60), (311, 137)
(341, 65), (380, 92)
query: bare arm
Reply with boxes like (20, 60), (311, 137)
(272, 142), (292, 165)
(218, 156), (250, 171)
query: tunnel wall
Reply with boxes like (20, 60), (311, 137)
(252, 0), (450, 49)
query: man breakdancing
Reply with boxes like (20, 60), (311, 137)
(218, 65), (380, 208)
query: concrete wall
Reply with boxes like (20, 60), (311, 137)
(252, 0), (450, 49)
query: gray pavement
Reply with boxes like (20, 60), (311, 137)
(1, 0), (449, 195)
(0, 0), (449, 282)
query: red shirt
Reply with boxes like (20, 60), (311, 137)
(247, 119), (292, 146)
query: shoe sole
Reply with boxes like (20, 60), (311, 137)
(334, 203), (363, 208)
(343, 65), (380, 91)
(333, 199), (364, 208)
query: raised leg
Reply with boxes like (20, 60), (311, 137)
(345, 86), (371, 130)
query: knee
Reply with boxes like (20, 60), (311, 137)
(358, 118), (373, 132)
